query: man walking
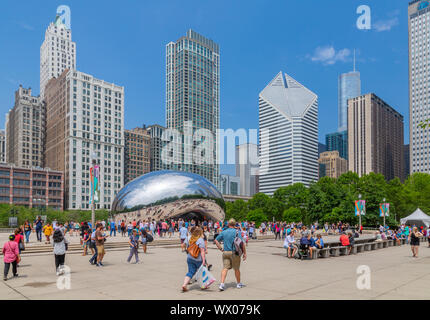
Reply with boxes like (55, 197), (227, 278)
(214, 219), (247, 291)
(35, 217), (43, 242)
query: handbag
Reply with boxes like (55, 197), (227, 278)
(187, 242), (200, 259)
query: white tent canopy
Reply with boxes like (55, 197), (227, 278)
(400, 208), (430, 228)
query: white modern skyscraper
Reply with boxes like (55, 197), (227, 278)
(45, 69), (124, 210)
(235, 143), (259, 196)
(409, 0), (430, 173)
(259, 71), (318, 195)
(40, 15), (76, 98)
(165, 30), (220, 187)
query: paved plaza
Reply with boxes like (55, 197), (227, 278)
(1, 238), (430, 300)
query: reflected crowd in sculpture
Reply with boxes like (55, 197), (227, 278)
(111, 171), (226, 222)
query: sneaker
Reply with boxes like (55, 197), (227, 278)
(56, 271), (60, 276)
(99, 262), (104, 266)
(13, 274), (18, 278)
(207, 264), (213, 271)
(3, 277), (7, 281)
(96, 263), (101, 267)
(236, 283), (245, 289)
(219, 283), (225, 291)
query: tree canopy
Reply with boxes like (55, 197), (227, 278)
(224, 172), (430, 227)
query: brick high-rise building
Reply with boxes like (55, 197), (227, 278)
(318, 151), (347, 179)
(6, 86), (45, 168)
(124, 127), (150, 184)
(0, 164), (63, 210)
(348, 93), (404, 180)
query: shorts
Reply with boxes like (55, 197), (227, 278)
(96, 245), (105, 255)
(181, 238), (186, 244)
(222, 251), (241, 270)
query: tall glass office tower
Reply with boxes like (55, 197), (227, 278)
(409, 0), (430, 174)
(166, 30), (220, 186)
(338, 71), (360, 132)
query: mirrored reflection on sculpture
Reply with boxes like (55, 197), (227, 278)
(111, 170), (225, 222)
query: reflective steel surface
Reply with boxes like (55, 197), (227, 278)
(111, 170), (225, 222)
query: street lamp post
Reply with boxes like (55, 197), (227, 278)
(382, 198), (386, 229)
(358, 193), (362, 231)
(91, 152), (98, 230)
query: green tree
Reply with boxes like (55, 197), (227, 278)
(246, 209), (268, 227)
(225, 200), (248, 221)
(282, 207), (302, 223)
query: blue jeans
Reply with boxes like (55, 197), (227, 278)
(36, 229), (42, 241)
(110, 228), (116, 237)
(25, 231), (31, 242)
(89, 242), (98, 264)
(186, 257), (203, 278)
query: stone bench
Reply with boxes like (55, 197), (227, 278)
(370, 242), (377, 250)
(387, 239), (394, 247)
(318, 248), (330, 258)
(330, 246), (341, 257)
(401, 238), (406, 245)
(382, 240), (389, 248)
(356, 243), (365, 253)
(350, 245), (358, 254)
(375, 241), (382, 249)
(339, 246), (349, 255)
(364, 243), (372, 251)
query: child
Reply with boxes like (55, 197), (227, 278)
(241, 227), (248, 246)
(82, 229), (90, 256)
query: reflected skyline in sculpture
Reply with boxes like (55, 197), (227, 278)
(111, 170), (225, 222)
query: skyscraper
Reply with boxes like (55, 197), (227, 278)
(166, 30), (219, 187)
(146, 124), (167, 172)
(44, 69), (124, 210)
(326, 130), (348, 160)
(348, 93), (404, 181)
(40, 15), (76, 98)
(235, 143), (259, 196)
(0, 130), (5, 163)
(124, 127), (150, 184)
(409, 1), (430, 174)
(259, 71), (318, 195)
(338, 67), (360, 132)
(6, 86), (45, 168)
(318, 151), (348, 179)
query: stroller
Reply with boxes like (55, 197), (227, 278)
(297, 244), (310, 260)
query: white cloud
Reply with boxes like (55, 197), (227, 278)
(373, 17), (399, 32)
(308, 46), (351, 65)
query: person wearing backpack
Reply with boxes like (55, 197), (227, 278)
(181, 226), (206, 292)
(214, 218), (247, 291)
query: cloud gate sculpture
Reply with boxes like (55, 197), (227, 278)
(111, 171), (225, 222)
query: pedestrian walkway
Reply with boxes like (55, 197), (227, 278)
(1, 239), (430, 300)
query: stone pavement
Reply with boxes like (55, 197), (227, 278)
(1, 239), (430, 300)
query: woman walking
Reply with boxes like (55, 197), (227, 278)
(23, 221), (32, 243)
(409, 227), (423, 258)
(43, 223), (54, 244)
(53, 229), (69, 275)
(182, 227), (206, 292)
(3, 235), (20, 281)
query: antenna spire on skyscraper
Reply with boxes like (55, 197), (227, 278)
(353, 49), (356, 72)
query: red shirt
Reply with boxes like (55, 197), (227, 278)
(340, 234), (350, 246)
(132, 221), (137, 227)
(14, 234), (23, 245)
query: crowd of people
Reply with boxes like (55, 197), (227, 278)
(2, 216), (430, 289)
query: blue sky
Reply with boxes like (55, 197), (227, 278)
(0, 0), (410, 175)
